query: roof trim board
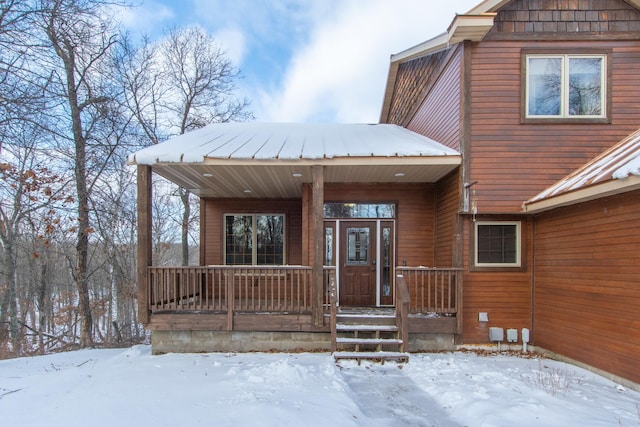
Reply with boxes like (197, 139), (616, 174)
(522, 175), (640, 214)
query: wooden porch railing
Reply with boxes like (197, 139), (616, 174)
(147, 266), (314, 314)
(394, 267), (462, 314)
(147, 265), (460, 320)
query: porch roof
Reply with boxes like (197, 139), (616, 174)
(127, 122), (461, 198)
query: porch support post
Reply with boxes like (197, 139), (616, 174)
(136, 165), (152, 324)
(312, 165), (324, 326)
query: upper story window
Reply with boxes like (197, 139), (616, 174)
(474, 221), (521, 268)
(224, 214), (285, 265)
(525, 54), (606, 120)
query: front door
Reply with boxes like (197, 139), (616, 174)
(339, 221), (376, 306)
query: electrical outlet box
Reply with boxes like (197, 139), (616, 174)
(506, 329), (518, 343)
(478, 312), (489, 322)
(489, 327), (504, 342)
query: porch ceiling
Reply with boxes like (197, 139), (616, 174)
(128, 122), (461, 198)
(150, 160), (459, 198)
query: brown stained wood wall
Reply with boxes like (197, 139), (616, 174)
(533, 191), (640, 384)
(201, 199), (303, 265)
(201, 185), (439, 269)
(469, 39), (640, 213)
(434, 170), (460, 267)
(407, 47), (462, 151)
(324, 183), (437, 267)
(461, 216), (533, 344)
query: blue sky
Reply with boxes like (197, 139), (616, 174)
(121, 0), (480, 123)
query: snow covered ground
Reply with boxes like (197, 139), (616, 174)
(1, 346), (638, 427)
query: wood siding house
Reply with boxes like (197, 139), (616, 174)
(129, 123), (463, 359)
(129, 0), (640, 387)
(380, 0), (640, 387)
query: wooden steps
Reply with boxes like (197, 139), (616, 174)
(332, 310), (408, 364)
(334, 351), (409, 365)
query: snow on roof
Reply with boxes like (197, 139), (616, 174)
(127, 122), (459, 165)
(526, 128), (640, 205)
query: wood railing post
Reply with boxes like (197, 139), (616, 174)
(329, 272), (337, 352)
(456, 270), (464, 337)
(396, 274), (410, 353)
(226, 271), (234, 331)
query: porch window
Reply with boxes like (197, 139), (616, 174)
(474, 221), (521, 267)
(323, 203), (395, 218)
(224, 214), (285, 265)
(525, 54), (606, 119)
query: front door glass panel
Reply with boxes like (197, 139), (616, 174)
(346, 227), (369, 265)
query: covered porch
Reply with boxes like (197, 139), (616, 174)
(128, 122), (463, 353)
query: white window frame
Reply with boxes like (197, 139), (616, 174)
(525, 54), (606, 119)
(223, 213), (286, 265)
(474, 221), (521, 268)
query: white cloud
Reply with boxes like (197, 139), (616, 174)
(258, 0), (480, 123)
(213, 27), (247, 67)
(117, 1), (175, 37)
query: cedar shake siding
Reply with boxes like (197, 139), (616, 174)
(387, 47), (462, 150)
(533, 190), (640, 384)
(487, 0), (640, 38)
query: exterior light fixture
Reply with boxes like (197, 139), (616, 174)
(292, 173), (302, 177)
(394, 172), (405, 177)
(243, 189), (252, 193)
(202, 173), (213, 177)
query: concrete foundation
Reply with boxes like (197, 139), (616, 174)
(151, 330), (456, 354)
(409, 333), (456, 352)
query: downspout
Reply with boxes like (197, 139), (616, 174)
(530, 215), (536, 346)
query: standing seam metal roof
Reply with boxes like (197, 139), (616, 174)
(127, 122), (460, 165)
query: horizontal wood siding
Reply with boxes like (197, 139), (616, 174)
(462, 216), (532, 343)
(407, 47), (462, 151)
(533, 191), (640, 384)
(469, 39), (640, 213)
(201, 199), (302, 265)
(434, 170), (460, 267)
(324, 183), (436, 267)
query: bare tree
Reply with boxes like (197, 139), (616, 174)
(36, 0), (125, 347)
(119, 26), (252, 265)
(0, 135), (70, 354)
